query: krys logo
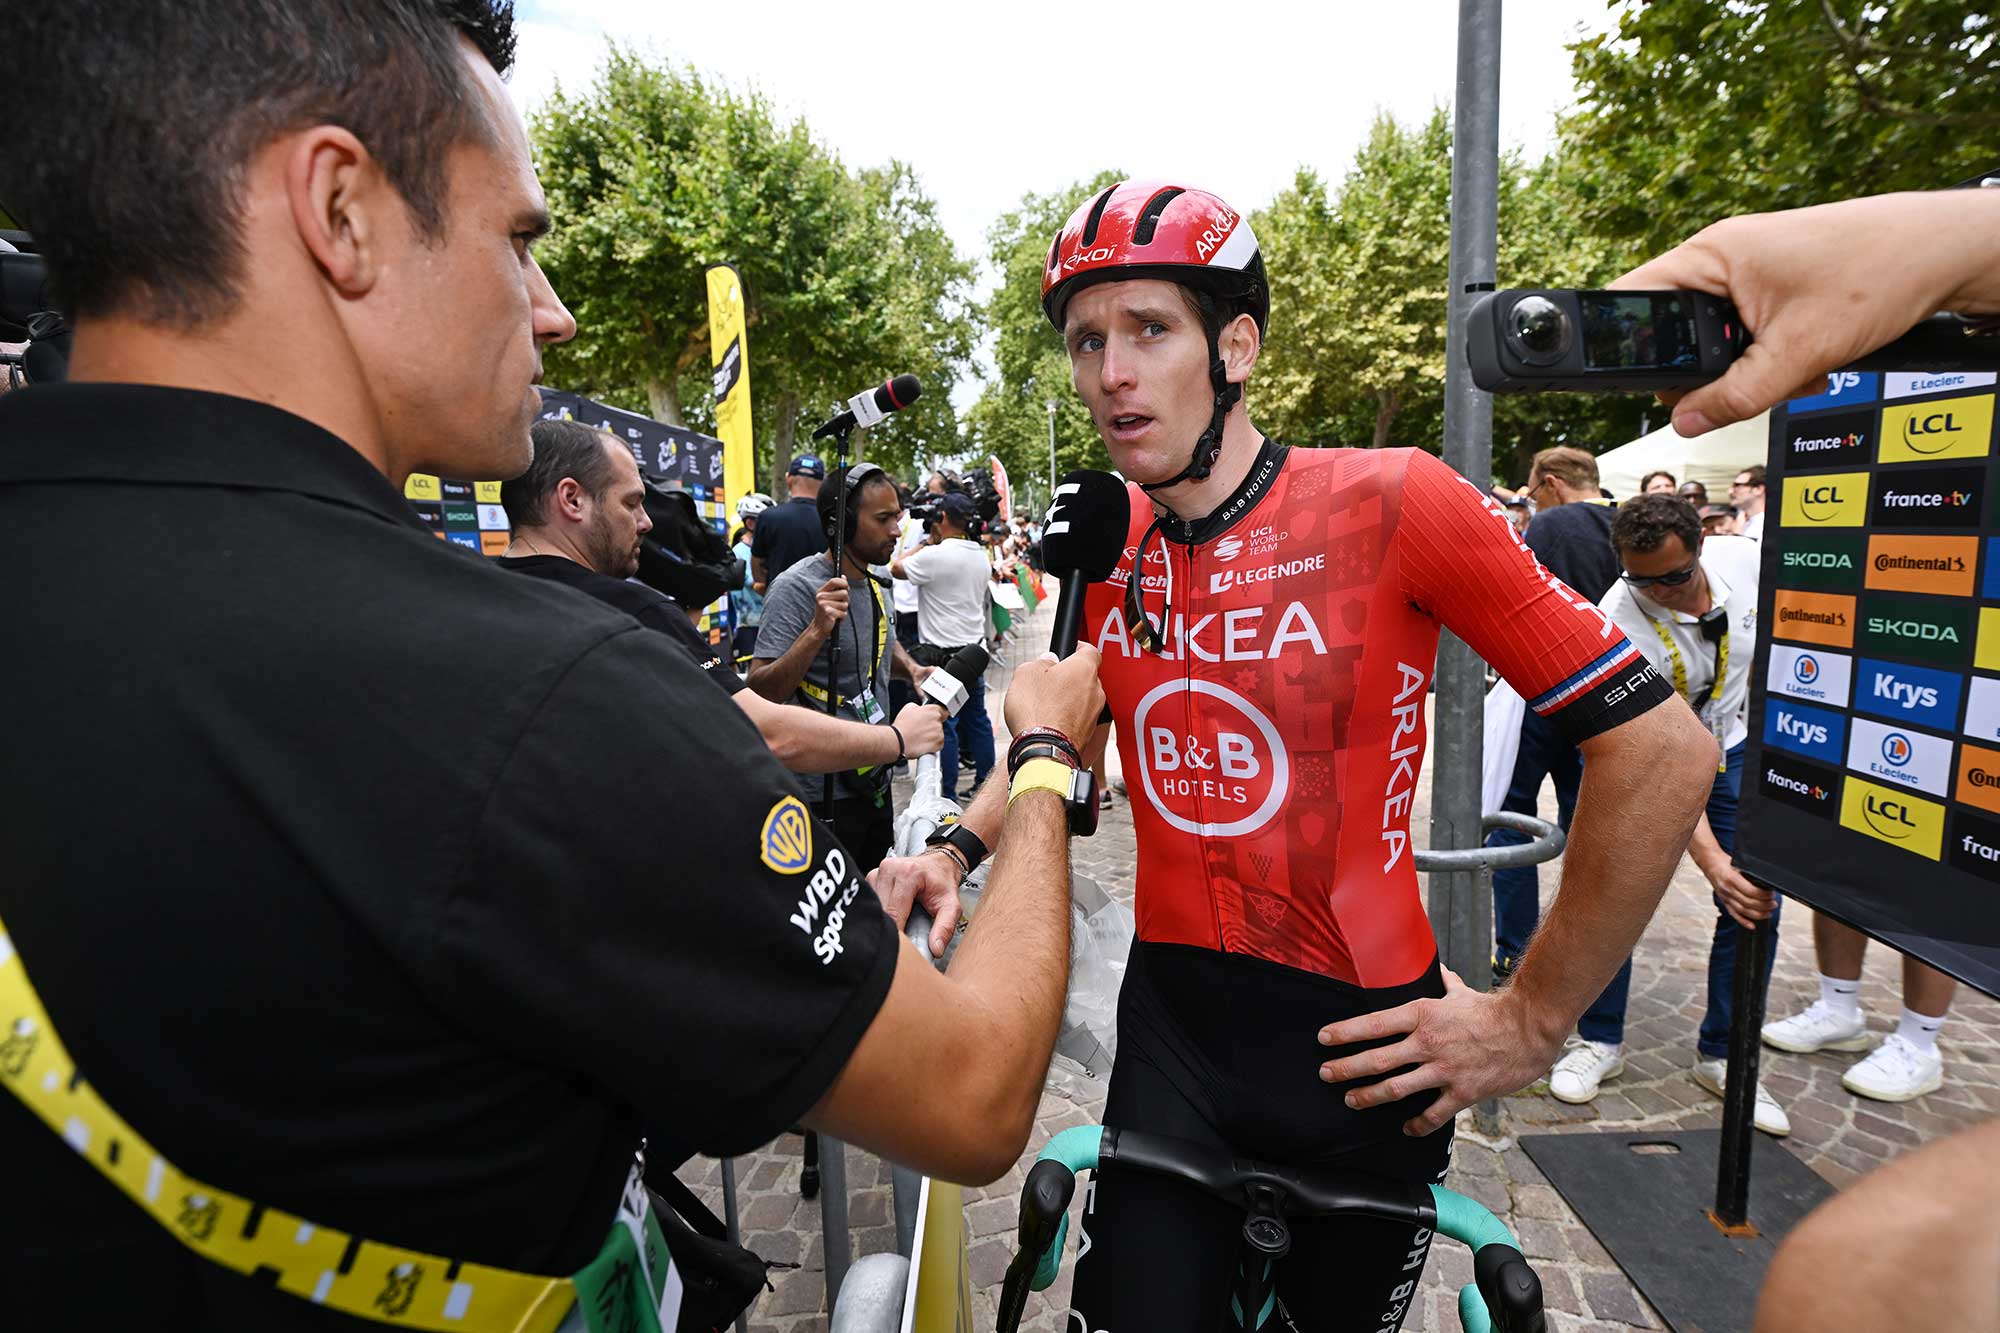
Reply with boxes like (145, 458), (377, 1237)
(1879, 394), (1995, 464)
(1133, 678), (1290, 838)
(1781, 471), (1869, 528)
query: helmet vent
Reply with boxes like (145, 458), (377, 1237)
(1080, 184), (1119, 247)
(1132, 187), (1185, 245)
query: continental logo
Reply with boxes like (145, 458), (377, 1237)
(1781, 471), (1868, 528)
(1863, 534), (1978, 597)
(1870, 465), (1983, 529)
(1878, 393), (1995, 464)
(760, 797), (813, 873)
(1860, 595), (1973, 667)
(1777, 533), (1863, 589)
(1784, 409), (1871, 469)
(1839, 775), (1944, 861)
(1770, 590), (1855, 648)
(1957, 743), (2000, 817)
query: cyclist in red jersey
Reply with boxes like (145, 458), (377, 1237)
(1035, 180), (1720, 1331)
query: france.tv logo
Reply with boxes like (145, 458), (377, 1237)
(1791, 372), (1880, 414)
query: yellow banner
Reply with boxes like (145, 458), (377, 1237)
(706, 264), (755, 516)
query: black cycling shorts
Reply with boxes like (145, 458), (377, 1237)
(1067, 943), (1452, 1332)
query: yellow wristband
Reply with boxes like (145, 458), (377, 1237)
(1008, 756), (1074, 809)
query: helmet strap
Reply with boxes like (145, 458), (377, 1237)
(1139, 329), (1242, 494)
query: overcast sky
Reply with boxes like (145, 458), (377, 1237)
(508, 0), (1626, 403)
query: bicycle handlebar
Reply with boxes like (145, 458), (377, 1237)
(999, 1125), (1544, 1333)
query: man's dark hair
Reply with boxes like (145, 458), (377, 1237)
(1738, 464), (1766, 487)
(1638, 469), (1676, 492)
(502, 419), (620, 528)
(1173, 281), (1269, 350)
(1, 2), (517, 326)
(1612, 493), (1702, 557)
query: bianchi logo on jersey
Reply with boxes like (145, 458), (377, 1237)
(1132, 679), (1291, 838)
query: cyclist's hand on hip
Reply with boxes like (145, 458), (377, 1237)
(1002, 644), (1105, 747)
(1315, 966), (1560, 1136)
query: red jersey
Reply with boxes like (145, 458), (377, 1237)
(1085, 442), (1672, 990)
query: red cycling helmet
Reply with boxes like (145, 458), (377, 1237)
(1040, 180), (1268, 336)
(1041, 181), (1269, 492)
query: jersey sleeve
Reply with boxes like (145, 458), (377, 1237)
(437, 628), (896, 1157)
(1394, 450), (1673, 745)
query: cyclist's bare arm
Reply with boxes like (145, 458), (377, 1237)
(1755, 1116), (2000, 1332)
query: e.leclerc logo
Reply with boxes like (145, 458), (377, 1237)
(1133, 678), (1290, 839)
(1781, 471), (1869, 528)
(1794, 655), (1819, 686)
(1766, 644), (1852, 706)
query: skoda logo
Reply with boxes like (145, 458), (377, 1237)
(1793, 655), (1820, 685)
(1881, 732), (1914, 766)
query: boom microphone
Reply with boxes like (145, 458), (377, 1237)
(920, 643), (991, 717)
(1042, 469), (1133, 658)
(812, 374), (923, 440)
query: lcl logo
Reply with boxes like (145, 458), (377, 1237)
(1903, 410), (1966, 453)
(1799, 484), (1847, 521)
(1864, 792), (1917, 839)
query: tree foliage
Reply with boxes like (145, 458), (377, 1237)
(1561, 0), (2000, 270)
(527, 48), (975, 489)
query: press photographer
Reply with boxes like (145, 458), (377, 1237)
(891, 490), (996, 800)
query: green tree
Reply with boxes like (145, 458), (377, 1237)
(527, 47), (974, 490)
(1561, 0), (2000, 270)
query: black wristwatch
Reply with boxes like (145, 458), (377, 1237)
(924, 820), (989, 875)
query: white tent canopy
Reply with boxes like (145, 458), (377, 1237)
(1593, 412), (1770, 500)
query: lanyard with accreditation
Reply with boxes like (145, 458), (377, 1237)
(1648, 606), (1731, 774)
(0, 914), (681, 1333)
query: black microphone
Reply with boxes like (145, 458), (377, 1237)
(811, 374), (923, 440)
(920, 643), (991, 717)
(1042, 469), (1132, 658)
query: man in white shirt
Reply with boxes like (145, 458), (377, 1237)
(1542, 494), (1791, 1136)
(1730, 464), (1766, 541)
(892, 492), (995, 799)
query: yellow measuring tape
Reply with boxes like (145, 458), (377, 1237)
(1649, 616), (1730, 773)
(0, 918), (674, 1332)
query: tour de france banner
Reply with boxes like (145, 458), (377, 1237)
(536, 386), (734, 635)
(1737, 367), (2000, 997)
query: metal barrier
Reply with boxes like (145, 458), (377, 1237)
(1414, 810), (1567, 1141)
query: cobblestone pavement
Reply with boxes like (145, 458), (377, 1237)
(683, 599), (2000, 1332)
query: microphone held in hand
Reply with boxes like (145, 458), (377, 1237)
(920, 643), (991, 717)
(811, 374), (923, 440)
(1042, 469), (1132, 658)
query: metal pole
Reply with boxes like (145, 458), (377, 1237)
(1713, 919), (1770, 1229)
(719, 1158), (750, 1333)
(819, 1136), (852, 1313)
(1046, 400), (1058, 498)
(1428, 0), (1503, 988)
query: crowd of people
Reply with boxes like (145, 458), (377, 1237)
(3, 3), (1998, 1330)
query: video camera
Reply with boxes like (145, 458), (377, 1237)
(0, 230), (70, 386)
(912, 467), (1002, 540)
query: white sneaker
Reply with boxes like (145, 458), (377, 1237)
(1761, 1001), (1871, 1054)
(1548, 1038), (1624, 1104)
(1691, 1058), (1791, 1137)
(1841, 1034), (1944, 1103)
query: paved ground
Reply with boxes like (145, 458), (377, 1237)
(683, 598), (2000, 1332)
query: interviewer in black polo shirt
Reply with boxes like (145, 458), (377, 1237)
(0, 4), (1103, 1330)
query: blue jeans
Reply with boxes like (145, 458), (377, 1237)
(1575, 742), (1779, 1056)
(939, 679), (995, 801)
(1488, 707), (1583, 970)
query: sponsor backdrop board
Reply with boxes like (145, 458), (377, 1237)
(1740, 369), (2000, 997)
(403, 472), (510, 555)
(536, 387), (734, 644)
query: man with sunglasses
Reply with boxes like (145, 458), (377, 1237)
(1563, 492), (1791, 1134)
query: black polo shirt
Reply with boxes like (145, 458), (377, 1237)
(0, 384), (895, 1329)
(495, 553), (744, 695)
(750, 495), (826, 586)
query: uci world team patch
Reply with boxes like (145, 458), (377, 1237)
(760, 797), (813, 874)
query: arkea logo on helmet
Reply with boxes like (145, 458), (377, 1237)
(1194, 206), (1240, 261)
